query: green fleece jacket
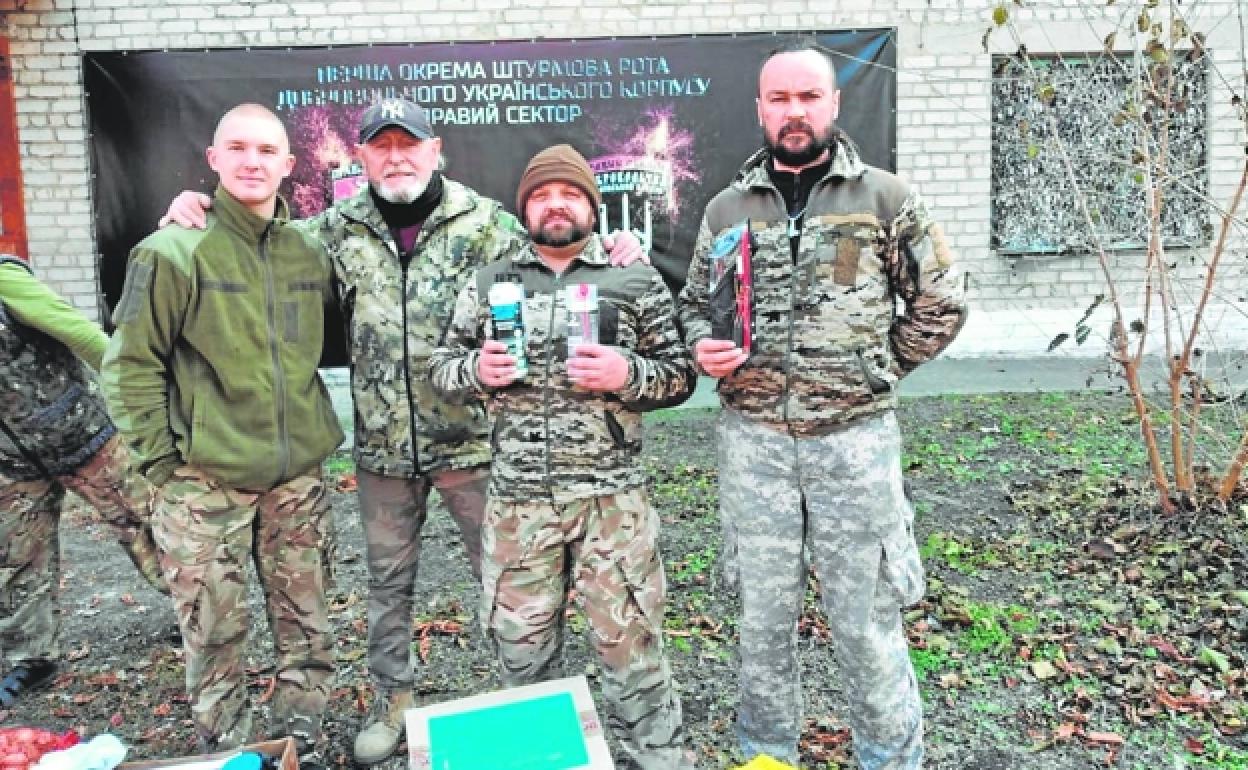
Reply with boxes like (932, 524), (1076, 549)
(102, 187), (344, 489)
(0, 260), (108, 368)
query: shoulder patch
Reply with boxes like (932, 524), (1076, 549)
(113, 260), (153, 324)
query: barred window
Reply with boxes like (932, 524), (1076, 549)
(991, 52), (1210, 255)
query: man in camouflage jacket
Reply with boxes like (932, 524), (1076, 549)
(430, 145), (696, 770)
(162, 98), (643, 765)
(303, 101), (527, 763)
(677, 45), (967, 770)
(0, 256), (167, 711)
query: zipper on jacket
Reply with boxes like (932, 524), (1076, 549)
(542, 272), (562, 496)
(400, 260), (422, 474)
(775, 188), (798, 429)
(260, 226), (291, 482)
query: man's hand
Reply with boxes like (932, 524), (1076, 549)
(695, 338), (747, 378)
(602, 230), (648, 267)
(158, 191), (213, 229)
(567, 343), (629, 391)
(477, 340), (520, 388)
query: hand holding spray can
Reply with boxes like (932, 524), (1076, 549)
(487, 278), (528, 380)
(565, 283), (599, 357)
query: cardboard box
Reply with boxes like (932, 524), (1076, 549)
(118, 738), (298, 770)
(405, 676), (615, 770)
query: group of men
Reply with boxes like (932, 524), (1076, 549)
(1, 41), (965, 770)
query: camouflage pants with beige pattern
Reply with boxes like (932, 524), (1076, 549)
(720, 408), (925, 770)
(0, 434), (166, 665)
(153, 466), (334, 750)
(481, 488), (691, 770)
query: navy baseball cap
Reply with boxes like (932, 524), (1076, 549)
(358, 98), (436, 143)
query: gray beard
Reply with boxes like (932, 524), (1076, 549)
(375, 177), (428, 204)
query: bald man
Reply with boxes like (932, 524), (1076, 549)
(102, 103), (343, 768)
(678, 43), (966, 770)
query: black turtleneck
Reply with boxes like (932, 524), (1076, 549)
(766, 153), (834, 217)
(370, 171), (445, 265)
(765, 152), (834, 260)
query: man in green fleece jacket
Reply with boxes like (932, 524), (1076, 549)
(102, 104), (343, 767)
(0, 256), (167, 710)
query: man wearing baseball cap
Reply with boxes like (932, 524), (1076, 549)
(161, 99), (644, 765)
(430, 145), (696, 770)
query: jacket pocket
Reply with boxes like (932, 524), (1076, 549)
(603, 408), (641, 451)
(855, 349), (894, 395)
(489, 408), (507, 452)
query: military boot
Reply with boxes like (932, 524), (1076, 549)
(353, 688), (415, 765)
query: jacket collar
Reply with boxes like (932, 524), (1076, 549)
(337, 177), (479, 239)
(733, 133), (868, 193)
(212, 185), (288, 240)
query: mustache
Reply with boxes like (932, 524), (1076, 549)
(778, 122), (815, 139)
(541, 209), (575, 224)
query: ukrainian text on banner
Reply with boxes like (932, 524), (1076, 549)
(85, 31), (895, 363)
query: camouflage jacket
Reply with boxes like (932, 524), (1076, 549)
(429, 236), (696, 503)
(677, 138), (967, 437)
(0, 256), (115, 480)
(307, 180), (527, 478)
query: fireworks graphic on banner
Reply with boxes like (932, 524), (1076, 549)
(287, 105), (367, 217)
(589, 106), (700, 246)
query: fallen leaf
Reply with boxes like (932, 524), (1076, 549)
(1085, 731), (1124, 745)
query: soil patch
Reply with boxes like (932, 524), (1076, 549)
(4, 391), (1246, 769)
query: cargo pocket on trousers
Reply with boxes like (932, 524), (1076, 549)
(880, 521), (926, 608)
(614, 514), (666, 639)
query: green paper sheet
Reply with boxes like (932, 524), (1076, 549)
(428, 691), (590, 770)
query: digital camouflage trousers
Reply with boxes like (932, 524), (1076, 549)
(719, 409), (925, 770)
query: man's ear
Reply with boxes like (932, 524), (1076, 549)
(281, 152), (296, 179)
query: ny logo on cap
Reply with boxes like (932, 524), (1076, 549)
(380, 100), (406, 120)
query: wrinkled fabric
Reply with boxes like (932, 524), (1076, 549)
(720, 409), (924, 769)
(153, 466), (334, 749)
(481, 489), (690, 770)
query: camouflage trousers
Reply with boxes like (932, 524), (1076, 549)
(481, 488), (690, 770)
(357, 465), (487, 693)
(153, 466), (335, 750)
(0, 434), (166, 665)
(719, 409), (925, 770)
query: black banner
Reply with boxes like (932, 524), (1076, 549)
(85, 31), (895, 360)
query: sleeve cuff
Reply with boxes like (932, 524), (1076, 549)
(144, 455), (180, 487)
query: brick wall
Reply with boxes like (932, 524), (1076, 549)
(3, 0), (1245, 357)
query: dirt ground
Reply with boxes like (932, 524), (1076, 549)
(4, 391), (1246, 769)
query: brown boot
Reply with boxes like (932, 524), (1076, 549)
(353, 688), (415, 765)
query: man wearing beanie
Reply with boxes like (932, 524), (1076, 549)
(430, 144), (697, 770)
(161, 101), (644, 765)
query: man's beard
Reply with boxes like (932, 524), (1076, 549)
(374, 174), (430, 204)
(531, 217), (591, 248)
(766, 120), (837, 167)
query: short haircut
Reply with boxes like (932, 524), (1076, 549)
(758, 39), (839, 92)
(212, 103), (289, 147)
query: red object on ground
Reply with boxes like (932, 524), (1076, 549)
(0, 728), (80, 770)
